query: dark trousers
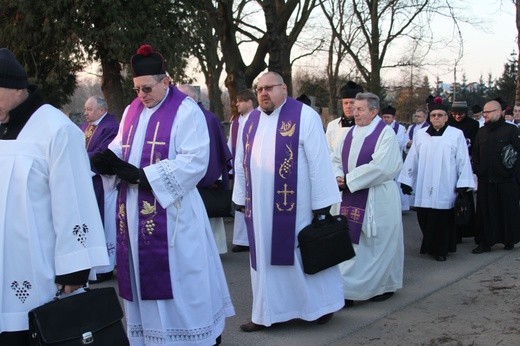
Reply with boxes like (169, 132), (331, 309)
(0, 330), (31, 346)
(416, 207), (456, 257)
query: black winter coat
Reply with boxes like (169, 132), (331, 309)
(472, 117), (520, 183)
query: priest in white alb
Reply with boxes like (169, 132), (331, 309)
(233, 71), (344, 332)
(92, 45), (234, 346)
(331, 92), (404, 305)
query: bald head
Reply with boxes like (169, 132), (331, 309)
(483, 100), (502, 124)
(178, 84), (199, 102)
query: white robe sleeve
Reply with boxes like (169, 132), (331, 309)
(143, 100), (210, 209)
(232, 117), (247, 206)
(455, 131), (476, 190)
(346, 127), (403, 193)
(49, 123), (109, 275)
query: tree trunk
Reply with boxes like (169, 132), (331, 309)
(100, 57), (125, 120)
(206, 72), (224, 121)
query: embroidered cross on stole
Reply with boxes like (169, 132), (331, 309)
(243, 97), (302, 270)
(116, 86), (186, 301)
(340, 118), (386, 244)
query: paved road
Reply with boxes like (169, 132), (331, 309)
(98, 211), (517, 345)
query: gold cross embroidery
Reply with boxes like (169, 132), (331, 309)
(146, 122), (166, 165)
(277, 183), (294, 206)
(121, 125), (134, 159)
(350, 208), (361, 221)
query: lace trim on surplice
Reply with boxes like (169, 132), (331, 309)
(156, 160), (184, 199)
(127, 304), (227, 344)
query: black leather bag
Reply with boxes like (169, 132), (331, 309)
(28, 287), (128, 345)
(298, 214), (355, 275)
(454, 192), (472, 226)
(198, 187), (233, 218)
(501, 144), (518, 169)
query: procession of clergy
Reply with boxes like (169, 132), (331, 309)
(67, 54), (520, 342)
(2, 44), (519, 346)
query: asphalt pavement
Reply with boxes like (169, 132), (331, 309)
(98, 211), (518, 345)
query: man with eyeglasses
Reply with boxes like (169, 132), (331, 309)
(80, 96), (119, 284)
(233, 71), (344, 332)
(91, 44), (234, 345)
(331, 92), (404, 305)
(471, 100), (520, 254)
(399, 99), (475, 261)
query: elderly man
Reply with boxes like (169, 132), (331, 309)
(472, 100), (520, 253)
(399, 100), (475, 261)
(331, 92), (404, 305)
(227, 89), (257, 253)
(80, 96), (119, 283)
(0, 48), (108, 344)
(233, 71), (344, 332)
(92, 44), (234, 345)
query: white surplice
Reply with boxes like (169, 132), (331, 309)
(0, 106), (109, 332)
(331, 116), (404, 300)
(227, 112), (251, 246)
(233, 101), (344, 326)
(108, 92), (234, 345)
(398, 126), (475, 209)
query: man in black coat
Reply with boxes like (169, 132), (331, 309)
(447, 100), (479, 242)
(472, 100), (520, 253)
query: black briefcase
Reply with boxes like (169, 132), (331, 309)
(28, 287), (128, 345)
(298, 214), (355, 275)
(198, 187), (233, 218)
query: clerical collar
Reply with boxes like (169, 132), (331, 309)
(340, 117), (355, 127)
(90, 112), (108, 126)
(426, 123), (448, 136)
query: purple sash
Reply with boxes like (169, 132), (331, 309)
(230, 117), (239, 158)
(392, 121), (399, 134)
(243, 97), (302, 269)
(117, 86), (186, 300)
(408, 122), (428, 140)
(340, 118), (386, 244)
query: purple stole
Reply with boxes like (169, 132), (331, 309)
(408, 122), (428, 140)
(117, 86), (186, 301)
(230, 117), (239, 158)
(340, 118), (386, 244)
(243, 97), (302, 270)
(392, 121), (399, 134)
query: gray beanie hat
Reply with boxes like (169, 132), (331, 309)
(0, 48), (29, 89)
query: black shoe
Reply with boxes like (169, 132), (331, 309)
(472, 245), (491, 254)
(316, 313), (334, 325)
(231, 245), (250, 252)
(369, 292), (394, 302)
(504, 244), (514, 250)
(240, 321), (266, 332)
(435, 255), (446, 262)
(344, 299), (354, 308)
(89, 271), (113, 284)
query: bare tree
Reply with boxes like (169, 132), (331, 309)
(515, 0), (520, 102)
(320, 0), (471, 98)
(187, 0), (321, 117)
